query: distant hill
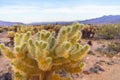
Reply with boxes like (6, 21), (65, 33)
(30, 15), (120, 25)
(29, 21), (73, 25)
(0, 20), (24, 26)
(80, 15), (120, 24)
(0, 15), (120, 26)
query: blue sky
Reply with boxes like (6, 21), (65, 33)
(0, 0), (120, 23)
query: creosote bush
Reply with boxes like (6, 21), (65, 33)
(0, 22), (90, 80)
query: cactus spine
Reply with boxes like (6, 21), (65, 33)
(0, 22), (90, 80)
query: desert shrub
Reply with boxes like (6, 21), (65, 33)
(107, 42), (120, 53)
(96, 42), (120, 56)
(82, 24), (97, 38)
(96, 24), (120, 39)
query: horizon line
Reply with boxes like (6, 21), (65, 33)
(0, 14), (119, 24)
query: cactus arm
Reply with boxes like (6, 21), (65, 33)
(14, 72), (27, 80)
(70, 45), (90, 61)
(22, 55), (39, 68)
(12, 59), (40, 74)
(64, 63), (85, 73)
(14, 43), (27, 59)
(28, 39), (36, 58)
(22, 31), (31, 42)
(68, 23), (83, 39)
(56, 27), (68, 45)
(53, 57), (70, 66)
(48, 37), (56, 50)
(14, 33), (22, 46)
(55, 42), (71, 58)
(69, 32), (82, 45)
(37, 57), (52, 71)
(0, 44), (15, 59)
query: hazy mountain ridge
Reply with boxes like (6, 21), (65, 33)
(80, 15), (120, 24)
(0, 15), (120, 26)
(0, 20), (24, 26)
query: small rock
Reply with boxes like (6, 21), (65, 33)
(59, 70), (66, 77)
(99, 60), (106, 63)
(87, 41), (92, 46)
(88, 51), (95, 55)
(95, 64), (105, 72)
(89, 64), (105, 74)
(83, 70), (91, 75)
(96, 61), (106, 66)
(89, 68), (99, 74)
(107, 61), (114, 65)
(72, 74), (80, 78)
(97, 55), (101, 58)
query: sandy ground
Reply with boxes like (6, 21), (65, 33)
(74, 39), (120, 80)
(0, 32), (120, 80)
(0, 56), (11, 76)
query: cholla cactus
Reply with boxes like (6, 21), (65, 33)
(7, 31), (15, 38)
(0, 22), (90, 80)
(82, 24), (97, 38)
(8, 27), (15, 31)
(17, 26), (35, 35)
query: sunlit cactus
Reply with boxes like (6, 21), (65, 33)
(8, 27), (15, 31)
(0, 22), (90, 80)
(7, 31), (15, 38)
(82, 24), (97, 38)
(17, 26), (35, 35)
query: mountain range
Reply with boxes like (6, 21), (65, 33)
(80, 15), (120, 24)
(0, 21), (24, 26)
(0, 15), (120, 26)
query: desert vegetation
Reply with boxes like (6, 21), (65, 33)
(0, 22), (120, 80)
(95, 24), (120, 39)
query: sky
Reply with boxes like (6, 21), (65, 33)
(0, 0), (120, 23)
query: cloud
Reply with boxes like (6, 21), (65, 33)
(0, 6), (38, 14)
(0, 5), (120, 23)
(1, 5), (120, 14)
(42, 5), (120, 14)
